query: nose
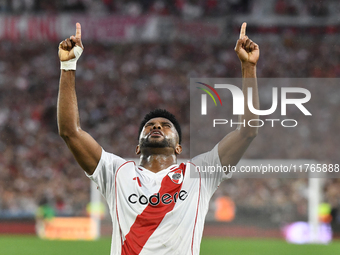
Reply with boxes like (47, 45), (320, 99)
(152, 123), (161, 129)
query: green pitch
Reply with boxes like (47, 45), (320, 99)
(0, 235), (339, 255)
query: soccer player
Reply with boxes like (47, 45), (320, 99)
(57, 22), (259, 255)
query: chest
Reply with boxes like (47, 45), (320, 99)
(114, 162), (200, 212)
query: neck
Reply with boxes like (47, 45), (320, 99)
(139, 149), (177, 173)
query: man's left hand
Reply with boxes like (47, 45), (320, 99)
(234, 22), (260, 66)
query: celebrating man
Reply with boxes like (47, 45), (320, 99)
(57, 22), (259, 255)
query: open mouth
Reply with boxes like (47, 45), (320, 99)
(149, 130), (163, 137)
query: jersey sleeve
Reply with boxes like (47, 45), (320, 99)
(190, 144), (231, 197)
(85, 148), (126, 202)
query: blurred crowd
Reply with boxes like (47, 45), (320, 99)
(0, 31), (339, 228)
(2, 0), (339, 18)
(274, 0), (333, 16)
(0, 0), (251, 17)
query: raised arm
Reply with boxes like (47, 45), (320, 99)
(57, 23), (101, 175)
(218, 22), (260, 169)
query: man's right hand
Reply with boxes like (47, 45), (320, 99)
(59, 23), (84, 61)
(57, 22), (101, 175)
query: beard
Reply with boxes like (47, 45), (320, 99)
(140, 136), (172, 149)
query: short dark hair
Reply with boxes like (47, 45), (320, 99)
(138, 109), (182, 144)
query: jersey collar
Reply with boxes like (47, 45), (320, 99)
(138, 164), (179, 176)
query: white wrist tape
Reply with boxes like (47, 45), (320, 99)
(60, 46), (83, 71)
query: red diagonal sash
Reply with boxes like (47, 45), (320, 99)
(121, 164), (186, 255)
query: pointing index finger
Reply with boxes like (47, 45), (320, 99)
(75, 22), (81, 39)
(239, 22), (247, 39)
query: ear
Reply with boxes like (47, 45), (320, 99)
(175, 144), (182, 155)
(136, 145), (141, 155)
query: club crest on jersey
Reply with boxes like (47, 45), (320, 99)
(168, 169), (183, 184)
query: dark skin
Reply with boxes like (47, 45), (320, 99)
(136, 117), (182, 173)
(57, 22), (259, 175)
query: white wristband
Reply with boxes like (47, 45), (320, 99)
(60, 45), (83, 71)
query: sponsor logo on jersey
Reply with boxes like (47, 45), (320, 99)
(167, 169), (183, 184)
(128, 190), (188, 206)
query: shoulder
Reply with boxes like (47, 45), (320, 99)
(190, 144), (221, 167)
(101, 149), (127, 165)
(88, 148), (128, 177)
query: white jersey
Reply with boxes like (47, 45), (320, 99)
(86, 144), (227, 255)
